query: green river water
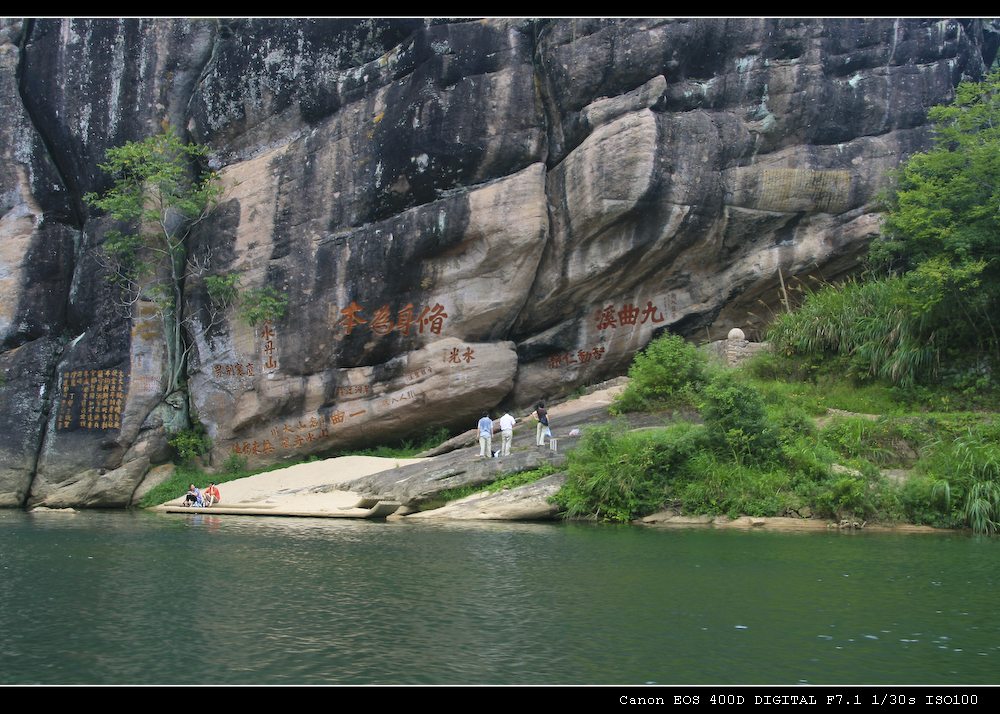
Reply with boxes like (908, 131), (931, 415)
(0, 510), (997, 685)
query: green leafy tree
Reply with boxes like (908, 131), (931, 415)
(874, 69), (1000, 363)
(85, 128), (224, 395)
(770, 71), (1000, 386)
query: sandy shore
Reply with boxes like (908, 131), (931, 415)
(153, 454), (426, 518)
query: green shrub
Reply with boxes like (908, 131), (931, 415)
(552, 422), (708, 522)
(239, 285), (289, 326)
(222, 452), (248, 476)
(168, 424), (212, 463)
(611, 333), (708, 413)
(700, 373), (777, 464)
(813, 475), (870, 520)
(766, 401), (816, 445)
(899, 475), (955, 527)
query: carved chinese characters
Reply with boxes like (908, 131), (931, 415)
(327, 302), (449, 338)
(260, 322), (278, 373)
(445, 346), (475, 364)
(232, 409), (354, 455)
(596, 300), (665, 330)
(547, 346), (606, 369)
(213, 362), (255, 379)
(56, 369), (126, 431)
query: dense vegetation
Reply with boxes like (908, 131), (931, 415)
(552, 333), (999, 532)
(553, 72), (1000, 532)
(769, 71), (1000, 389)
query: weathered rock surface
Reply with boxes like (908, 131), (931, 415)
(128, 462), (176, 506)
(29, 456), (150, 509)
(0, 339), (60, 506)
(1, 18), (997, 506)
(342, 447), (565, 510)
(404, 472), (565, 521)
(0, 20), (74, 506)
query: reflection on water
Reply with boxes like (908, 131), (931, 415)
(1, 510), (997, 684)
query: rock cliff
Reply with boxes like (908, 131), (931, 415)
(1, 18), (996, 506)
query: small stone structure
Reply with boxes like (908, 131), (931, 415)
(705, 328), (769, 367)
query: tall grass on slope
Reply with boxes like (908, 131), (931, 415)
(908, 420), (1000, 533)
(767, 277), (937, 387)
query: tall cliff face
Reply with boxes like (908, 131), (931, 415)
(1, 18), (995, 507)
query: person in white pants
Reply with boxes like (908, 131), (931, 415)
(498, 411), (516, 456)
(478, 411), (494, 458)
(533, 402), (549, 446)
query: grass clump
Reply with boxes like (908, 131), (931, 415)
(902, 420), (1000, 533)
(819, 417), (921, 468)
(766, 277), (939, 388)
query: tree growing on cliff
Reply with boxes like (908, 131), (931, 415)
(873, 68), (1000, 365)
(84, 128), (223, 395)
(769, 70), (1000, 387)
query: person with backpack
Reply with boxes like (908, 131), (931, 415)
(532, 402), (549, 446)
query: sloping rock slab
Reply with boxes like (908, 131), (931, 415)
(341, 447), (566, 508)
(406, 473), (566, 521)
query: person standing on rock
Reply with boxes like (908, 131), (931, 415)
(532, 402), (549, 446)
(498, 411), (516, 457)
(478, 411), (494, 458)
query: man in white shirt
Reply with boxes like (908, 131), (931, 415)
(498, 412), (516, 456)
